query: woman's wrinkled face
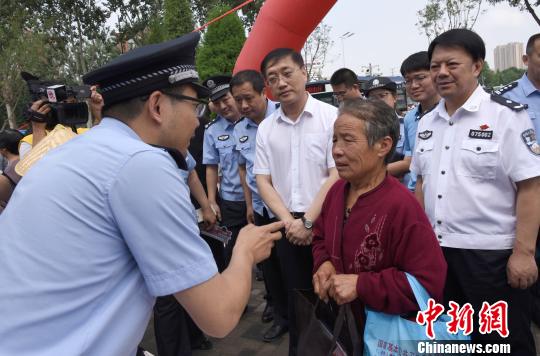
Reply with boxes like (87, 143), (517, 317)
(332, 113), (383, 182)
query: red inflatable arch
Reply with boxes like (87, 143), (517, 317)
(233, 0), (337, 74)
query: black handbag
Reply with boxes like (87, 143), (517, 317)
(295, 289), (362, 356)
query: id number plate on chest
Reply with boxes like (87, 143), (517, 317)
(468, 129), (493, 139)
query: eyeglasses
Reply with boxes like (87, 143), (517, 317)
(404, 74), (429, 86)
(266, 67), (300, 86)
(162, 91), (208, 117)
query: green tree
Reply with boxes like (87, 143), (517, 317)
(164, 0), (194, 39)
(196, 5), (246, 80)
(302, 23), (333, 81)
(480, 61), (526, 88)
(416, 0), (484, 41)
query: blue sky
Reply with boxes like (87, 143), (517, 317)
(319, 0), (536, 77)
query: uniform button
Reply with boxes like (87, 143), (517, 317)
(420, 148), (424, 152)
(445, 146), (450, 150)
(441, 170), (446, 175)
(476, 147), (481, 151)
(449, 121), (454, 126)
(437, 220), (442, 224)
(437, 235), (442, 239)
(437, 194), (442, 199)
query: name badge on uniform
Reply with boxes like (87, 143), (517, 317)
(418, 130), (432, 140)
(239, 135), (248, 143)
(468, 129), (493, 140)
(521, 128), (540, 156)
(217, 134), (230, 141)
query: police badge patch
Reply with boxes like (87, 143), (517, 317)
(418, 130), (433, 140)
(217, 134), (230, 141)
(521, 129), (540, 156)
(239, 135), (248, 143)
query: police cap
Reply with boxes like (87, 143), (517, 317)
(83, 32), (209, 108)
(203, 75), (232, 102)
(364, 77), (397, 96)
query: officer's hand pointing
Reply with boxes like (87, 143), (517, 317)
(234, 222), (283, 264)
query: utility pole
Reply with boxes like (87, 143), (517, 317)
(339, 32), (355, 67)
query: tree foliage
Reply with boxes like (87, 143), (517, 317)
(196, 5), (246, 80)
(164, 0), (195, 39)
(480, 61), (526, 88)
(416, 0), (485, 41)
(302, 23), (333, 81)
(191, 0), (263, 30)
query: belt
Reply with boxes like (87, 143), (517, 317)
(290, 212), (305, 219)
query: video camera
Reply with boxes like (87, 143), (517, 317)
(21, 72), (91, 127)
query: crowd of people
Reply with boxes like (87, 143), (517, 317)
(0, 26), (539, 356)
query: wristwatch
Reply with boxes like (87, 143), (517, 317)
(301, 216), (313, 230)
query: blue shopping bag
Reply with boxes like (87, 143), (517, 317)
(363, 273), (470, 356)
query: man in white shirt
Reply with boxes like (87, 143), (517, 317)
(254, 48), (339, 355)
(412, 29), (540, 354)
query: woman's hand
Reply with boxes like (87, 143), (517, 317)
(329, 274), (358, 305)
(313, 261), (336, 302)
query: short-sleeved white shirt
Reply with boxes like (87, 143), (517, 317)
(254, 94), (337, 212)
(411, 85), (540, 250)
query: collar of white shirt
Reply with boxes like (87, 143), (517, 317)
(433, 84), (486, 121)
(275, 93), (315, 125)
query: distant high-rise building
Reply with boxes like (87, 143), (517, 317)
(494, 42), (525, 71)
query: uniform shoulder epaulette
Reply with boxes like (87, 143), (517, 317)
(204, 118), (218, 129)
(493, 81), (518, 96)
(490, 93), (527, 112)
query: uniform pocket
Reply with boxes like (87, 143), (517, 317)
(414, 140), (434, 175)
(457, 139), (499, 179)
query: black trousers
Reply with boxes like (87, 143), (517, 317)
(443, 247), (535, 355)
(274, 224), (314, 356)
(254, 211), (289, 327)
(153, 295), (205, 356)
(220, 199), (247, 267)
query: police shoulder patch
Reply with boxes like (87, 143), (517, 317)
(217, 134), (230, 141)
(239, 135), (249, 143)
(490, 93), (527, 111)
(493, 81), (518, 96)
(418, 130), (433, 140)
(521, 128), (540, 156)
(205, 118), (218, 129)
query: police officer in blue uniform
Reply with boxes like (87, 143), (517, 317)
(364, 77), (406, 166)
(498, 33), (540, 327)
(498, 33), (540, 135)
(203, 75), (246, 267)
(230, 70), (289, 341)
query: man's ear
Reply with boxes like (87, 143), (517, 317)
(523, 54), (529, 67)
(377, 136), (393, 158)
(147, 91), (164, 124)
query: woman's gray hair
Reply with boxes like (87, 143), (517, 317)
(338, 98), (399, 164)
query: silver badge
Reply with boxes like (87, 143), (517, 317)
(207, 80), (216, 89)
(521, 128), (540, 156)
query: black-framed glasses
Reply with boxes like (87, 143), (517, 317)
(162, 91), (208, 117)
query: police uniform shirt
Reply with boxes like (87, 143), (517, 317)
(254, 94), (338, 213)
(403, 104), (437, 192)
(396, 114), (405, 155)
(500, 73), (540, 135)
(203, 116), (244, 201)
(0, 118), (217, 354)
(179, 150), (196, 185)
(234, 99), (278, 217)
(411, 85), (540, 250)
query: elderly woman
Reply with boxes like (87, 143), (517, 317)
(311, 98), (446, 327)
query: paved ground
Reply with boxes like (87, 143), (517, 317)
(139, 278), (540, 356)
(139, 278), (289, 356)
